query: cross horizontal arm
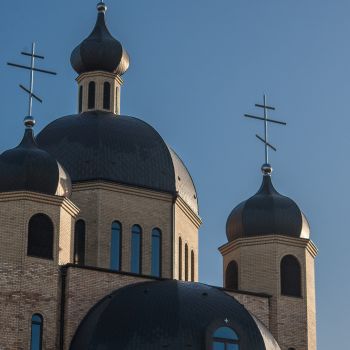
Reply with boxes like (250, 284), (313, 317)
(21, 52), (45, 59)
(255, 103), (275, 110)
(7, 62), (57, 75)
(244, 114), (287, 125)
(256, 134), (277, 151)
(19, 84), (43, 103)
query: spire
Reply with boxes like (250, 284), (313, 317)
(243, 94), (287, 176)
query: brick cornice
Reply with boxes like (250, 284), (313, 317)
(175, 195), (202, 228)
(76, 70), (123, 85)
(0, 191), (80, 217)
(219, 235), (318, 258)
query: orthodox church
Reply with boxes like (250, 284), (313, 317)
(0, 2), (317, 350)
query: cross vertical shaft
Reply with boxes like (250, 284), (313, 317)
(264, 94), (268, 164)
(29, 42), (35, 117)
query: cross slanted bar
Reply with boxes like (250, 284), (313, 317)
(7, 42), (57, 125)
(244, 94), (286, 166)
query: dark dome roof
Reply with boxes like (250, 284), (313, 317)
(36, 111), (198, 213)
(0, 129), (71, 197)
(70, 280), (280, 350)
(70, 2), (129, 75)
(226, 175), (310, 241)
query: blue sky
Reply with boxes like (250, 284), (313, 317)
(1, 0), (349, 348)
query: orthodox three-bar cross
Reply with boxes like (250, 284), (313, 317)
(244, 94), (286, 165)
(7, 42), (57, 124)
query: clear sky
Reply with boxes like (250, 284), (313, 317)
(1, 0), (349, 348)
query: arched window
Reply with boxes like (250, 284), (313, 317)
(110, 221), (122, 271)
(74, 220), (85, 265)
(225, 260), (238, 290)
(30, 314), (43, 350)
(185, 243), (189, 281)
(116, 86), (119, 113)
(151, 228), (162, 277)
(281, 255), (302, 297)
(27, 214), (54, 260)
(103, 82), (111, 110)
(88, 81), (95, 109)
(78, 85), (83, 113)
(213, 326), (239, 349)
(131, 225), (142, 274)
(179, 237), (182, 280)
(191, 250), (195, 282)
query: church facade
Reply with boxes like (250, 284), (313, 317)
(0, 2), (317, 350)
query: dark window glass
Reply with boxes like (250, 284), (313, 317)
(225, 260), (238, 290)
(179, 237), (182, 280)
(30, 314), (43, 350)
(131, 225), (142, 274)
(191, 250), (195, 282)
(151, 228), (161, 277)
(116, 87), (119, 113)
(111, 221), (122, 271)
(78, 85), (83, 113)
(103, 82), (111, 110)
(213, 327), (239, 350)
(74, 220), (85, 265)
(88, 81), (95, 109)
(27, 214), (54, 260)
(281, 255), (302, 297)
(185, 243), (189, 281)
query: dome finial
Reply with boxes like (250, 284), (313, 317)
(97, 1), (107, 13)
(243, 94), (287, 174)
(7, 42), (57, 130)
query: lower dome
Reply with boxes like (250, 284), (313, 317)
(70, 280), (280, 350)
(37, 111), (198, 213)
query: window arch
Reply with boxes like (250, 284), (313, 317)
(191, 250), (195, 282)
(78, 85), (83, 113)
(151, 228), (162, 277)
(131, 225), (142, 274)
(179, 237), (183, 280)
(74, 220), (85, 265)
(110, 221), (122, 271)
(103, 82), (111, 110)
(225, 260), (238, 290)
(281, 255), (302, 297)
(30, 314), (43, 350)
(212, 326), (239, 349)
(27, 214), (54, 260)
(185, 243), (189, 281)
(88, 81), (95, 109)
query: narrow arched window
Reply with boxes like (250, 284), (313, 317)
(103, 82), (111, 110)
(131, 225), (142, 274)
(213, 326), (239, 349)
(151, 228), (162, 277)
(116, 86), (119, 113)
(191, 250), (195, 282)
(179, 237), (183, 280)
(78, 85), (83, 113)
(185, 243), (189, 281)
(27, 214), (54, 260)
(88, 81), (95, 109)
(225, 260), (238, 290)
(281, 255), (302, 297)
(74, 220), (85, 265)
(30, 314), (43, 350)
(110, 221), (122, 271)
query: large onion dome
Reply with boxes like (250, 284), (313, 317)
(36, 111), (198, 214)
(0, 128), (71, 197)
(70, 280), (281, 350)
(70, 2), (130, 75)
(226, 173), (310, 242)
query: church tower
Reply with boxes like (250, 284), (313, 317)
(219, 99), (318, 350)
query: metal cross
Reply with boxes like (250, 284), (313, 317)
(7, 42), (57, 123)
(244, 94), (286, 165)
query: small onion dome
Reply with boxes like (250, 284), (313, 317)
(226, 174), (310, 241)
(0, 128), (72, 197)
(70, 2), (130, 75)
(70, 280), (281, 350)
